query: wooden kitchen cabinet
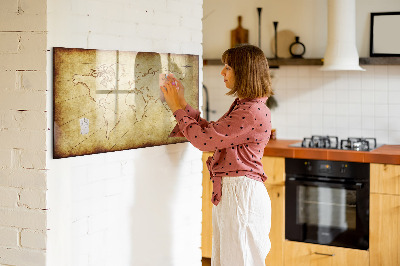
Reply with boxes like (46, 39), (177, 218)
(261, 156), (285, 186)
(264, 184), (285, 266)
(262, 156), (285, 266)
(284, 241), (369, 266)
(202, 152), (213, 258)
(370, 163), (400, 266)
(201, 154), (286, 266)
(370, 163), (400, 195)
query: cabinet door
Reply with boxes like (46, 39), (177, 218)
(370, 163), (400, 195)
(202, 152), (213, 258)
(261, 156), (285, 185)
(284, 241), (369, 266)
(370, 193), (400, 266)
(264, 184), (284, 266)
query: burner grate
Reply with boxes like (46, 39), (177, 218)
(340, 137), (377, 151)
(301, 135), (339, 149)
(296, 136), (378, 151)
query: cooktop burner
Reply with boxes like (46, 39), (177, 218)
(290, 136), (380, 151)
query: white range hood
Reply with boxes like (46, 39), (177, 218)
(320, 0), (365, 71)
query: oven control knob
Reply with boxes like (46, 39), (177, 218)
(304, 161), (312, 171)
(340, 164), (347, 174)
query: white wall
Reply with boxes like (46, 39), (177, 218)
(0, 0), (48, 265)
(46, 0), (203, 266)
(203, 0), (400, 145)
(203, 0), (400, 58)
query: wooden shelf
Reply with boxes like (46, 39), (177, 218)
(203, 58), (323, 67)
(203, 57), (400, 67)
(268, 58), (322, 67)
(359, 57), (400, 65)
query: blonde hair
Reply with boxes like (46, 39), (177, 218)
(221, 44), (273, 99)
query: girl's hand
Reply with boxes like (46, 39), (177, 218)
(161, 77), (184, 113)
(174, 78), (187, 108)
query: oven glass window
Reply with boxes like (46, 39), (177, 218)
(297, 186), (356, 230)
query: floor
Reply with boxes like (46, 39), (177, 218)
(202, 257), (211, 266)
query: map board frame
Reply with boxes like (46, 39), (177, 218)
(53, 47), (199, 159)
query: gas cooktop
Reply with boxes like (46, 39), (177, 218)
(289, 135), (382, 151)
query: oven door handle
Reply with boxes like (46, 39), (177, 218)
(287, 177), (364, 189)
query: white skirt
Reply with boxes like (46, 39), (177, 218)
(212, 176), (271, 266)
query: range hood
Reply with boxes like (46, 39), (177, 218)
(320, 0), (365, 71)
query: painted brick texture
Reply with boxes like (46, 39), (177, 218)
(2, 0), (203, 265)
(46, 0), (203, 265)
(0, 0), (48, 265)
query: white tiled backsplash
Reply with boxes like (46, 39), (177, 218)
(203, 65), (400, 145)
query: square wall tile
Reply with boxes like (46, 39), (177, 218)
(362, 116), (375, 130)
(336, 115), (349, 129)
(285, 66), (298, 77)
(298, 77), (311, 89)
(389, 117), (400, 131)
(362, 103), (375, 117)
(389, 104), (400, 117)
(348, 103), (362, 116)
(388, 91), (400, 104)
(349, 128), (362, 137)
(375, 104), (389, 117)
(323, 103), (336, 115)
(362, 90), (375, 104)
(348, 71), (362, 90)
(336, 90), (349, 103)
(374, 130), (389, 144)
(336, 103), (349, 116)
(348, 90), (362, 103)
(311, 102), (324, 113)
(388, 65), (400, 76)
(298, 67), (311, 78)
(388, 131), (400, 144)
(374, 117), (389, 131)
(374, 90), (388, 104)
(310, 66), (324, 77)
(286, 77), (299, 89)
(374, 65), (388, 77)
(374, 78), (388, 91)
(323, 115), (336, 129)
(388, 75), (400, 91)
(348, 116), (362, 129)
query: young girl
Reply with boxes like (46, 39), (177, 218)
(161, 44), (273, 266)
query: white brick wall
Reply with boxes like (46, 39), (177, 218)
(46, 1), (203, 266)
(0, 0), (48, 265)
(2, 0), (203, 264)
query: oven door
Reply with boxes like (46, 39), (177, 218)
(285, 177), (369, 250)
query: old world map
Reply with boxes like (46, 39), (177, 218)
(53, 47), (199, 158)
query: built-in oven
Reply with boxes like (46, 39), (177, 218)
(285, 158), (369, 250)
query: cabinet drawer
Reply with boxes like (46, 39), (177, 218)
(284, 241), (369, 266)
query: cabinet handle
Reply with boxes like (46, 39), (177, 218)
(314, 252), (335, 257)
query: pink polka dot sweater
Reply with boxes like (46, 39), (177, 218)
(170, 97), (271, 206)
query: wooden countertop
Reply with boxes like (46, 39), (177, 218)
(263, 139), (400, 165)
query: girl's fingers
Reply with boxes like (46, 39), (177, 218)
(160, 86), (167, 95)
